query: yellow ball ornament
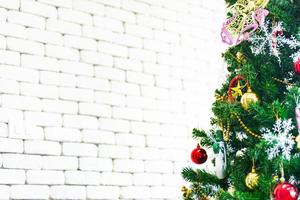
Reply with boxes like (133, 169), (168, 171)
(245, 166), (259, 189)
(240, 86), (259, 109)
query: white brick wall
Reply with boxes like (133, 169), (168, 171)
(0, 0), (225, 199)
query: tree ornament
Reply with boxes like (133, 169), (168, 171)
(233, 112), (262, 139)
(214, 141), (227, 179)
(240, 86), (259, 109)
(295, 98), (300, 149)
(191, 144), (207, 164)
(228, 75), (247, 102)
(245, 161), (259, 189)
(294, 58), (300, 75)
(273, 182), (299, 200)
(236, 51), (246, 64)
(181, 186), (193, 199)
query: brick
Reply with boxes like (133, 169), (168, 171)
(7, 37), (44, 56)
(80, 50), (113, 66)
(79, 157), (113, 171)
(64, 35), (97, 50)
(102, 172), (132, 186)
(46, 19), (81, 35)
(82, 26), (117, 42)
(114, 159), (144, 172)
(0, 51), (20, 66)
(45, 127), (81, 142)
(8, 10), (45, 29)
(98, 41), (128, 57)
(133, 173), (163, 186)
(27, 170), (64, 185)
(137, 14), (164, 29)
(143, 63), (170, 75)
(99, 144), (130, 159)
(39, 0), (72, 8)
(114, 57), (143, 72)
(130, 147), (161, 160)
(0, 0), (19, 9)
(144, 39), (170, 53)
(42, 156), (78, 170)
(59, 60), (93, 76)
(93, 15), (123, 32)
(0, 35), (5, 49)
(0, 122), (8, 137)
(104, 6), (135, 23)
(99, 118), (130, 133)
(94, 66), (125, 81)
(21, 0), (57, 18)
(92, 0), (121, 7)
(0, 8), (7, 21)
(0, 22), (26, 38)
(0, 169), (25, 184)
(41, 99), (78, 114)
(58, 8), (92, 25)
(63, 142), (97, 157)
(46, 44), (79, 61)
(0, 185), (9, 199)
(2, 153), (42, 169)
(63, 115), (98, 129)
(111, 81), (140, 96)
(82, 130), (115, 145)
(162, 173), (185, 186)
(127, 71), (155, 85)
(50, 186), (86, 200)
(95, 91), (126, 106)
(76, 76), (110, 91)
(115, 33), (143, 48)
(40, 71), (75, 87)
(129, 48), (156, 63)
(11, 185), (49, 199)
(115, 133), (145, 147)
(20, 83), (58, 99)
(73, 0), (105, 15)
(141, 86), (169, 100)
(0, 138), (23, 153)
(65, 170), (100, 185)
(59, 87), (94, 102)
(120, 186), (151, 199)
(25, 111), (62, 127)
(113, 107), (142, 121)
(126, 96), (156, 110)
(144, 160), (173, 173)
(0, 79), (19, 94)
(150, 186), (180, 199)
(125, 23), (153, 38)
(87, 186), (120, 200)
(25, 140), (61, 155)
(150, 5), (177, 20)
(21, 54), (59, 72)
(26, 28), (63, 45)
(79, 103), (111, 117)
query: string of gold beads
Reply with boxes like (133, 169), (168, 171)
(272, 77), (296, 87)
(233, 113), (262, 139)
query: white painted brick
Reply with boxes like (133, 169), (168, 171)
(141, 86), (169, 100)
(46, 19), (81, 35)
(64, 35), (97, 50)
(80, 50), (113, 66)
(40, 71), (75, 87)
(143, 110), (172, 123)
(63, 115), (98, 129)
(2, 154), (42, 169)
(21, 54), (59, 72)
(65, 170), (100, 185)
(82, 26), (117, 42)
(93, 15), (123, 32)
(0, 0), (19, 9)
(129, 48), (156, 63)
(0, 122), (8, 137)
(11, 185), (49, 199)
(125, 23), (153, 38)
(21, 0), (57, 18)
(130, 147), (161, 160)
(98, 41), (128, 57)
(154, 30), (179, 44)
(7, 37), (44, 56)
(127, 71), (155, 86)
(76, 76), (110, 91)
(39, 0), (71, 8)
(99, 144), (130, 159)
(0, 185), (9, 199)
(126, 96), (156, 110)
(0, 35), (5, 49)
(95, 66), (125, 81)
(25, 111), (62, 127)
(113, 107), (142, 121)
(116, 133), (145, 147)
(27, 170), (64, 185)
(93, 0), (121, 7)
(50, 186), (86, 200)
(42, 99), (78, 114)
(26, 28), (63, 45)
(82, 130), (115, 144)
(9, 119), (44, 140)
(20, 83), (58, 99)
(63, 142), (97, 157)
(157, 53), (183, 66)
(8, 10), (45, 29)
(150, 5), (177, 21)
(42, 156), (78, 170)
(145, 160), (173, 173)
(79, 157), (113, 171)
(0, 51), (20, 66)
(133, 173), (163, 186)
(59, 60), (93, 76)
(114, 57), (143, 72)
(151, 186), (180, 199)
(0, 95), (35, 111)
(143, 63), (170, 75)
(25, 140), (61, 155)
(115, 33), (143, 48)
(104, 6), (135, 23)
(114, 159), (144, 172)
(0, 169), (25, 184)
(0, 8), (7, 22)
(0, 108), (23, 124)
(79, 103), (111, 117)
(46, 44), (79, 61)
(0, 65), (39, 83)
(0, 79), (19, 94)
(87, 186), (120, 200)
(163, 173), (185, 186)
(137, 14), (164, 29)
(144, 39), (170, 53)
(0, 138), (23, 153)
(102, 172), (132, 186)
(58, 8), (92, 25)
(95, 91), (126, 106)
(59, 87), (94, 102)
(45, 127), (81, 142)
(73, 0), (105, 15)
(0, 22), (26, 38)
(122, 0), (149, 14)
(99, 118), (130, 133)
(120, 186), (151, 199)
(111, 81), (140, 96)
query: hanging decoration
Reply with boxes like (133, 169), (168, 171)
(233, 112), (262, 139)
(240, 86), (259, 109)
(191, 144), (208, 164)
(213, 141), (227, 179)
(228, 75), (248, 102)
(273, 182), (299, 200)
(294, 58), (300, 75)
(219, 121), (230, 142)
(236, 51), (247, 64)
(245, 160), (259, 189)
(295, 97), (300, 149)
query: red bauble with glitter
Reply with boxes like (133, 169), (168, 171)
(294, 59), (300, 75)
(274, 182), (299, 200)
(191, 144), (207, 164)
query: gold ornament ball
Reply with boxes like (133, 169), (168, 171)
(245, 168), (259, 189)
(236, 52), (246, 64)
(240, 87), (259, 109)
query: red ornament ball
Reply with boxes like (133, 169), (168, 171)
(274, 182), (299, 200)
(294, 59), (300, 75)
(191, 144), (207, 164)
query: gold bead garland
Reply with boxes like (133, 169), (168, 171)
(220, 121), (231, 142)
(272, 77), (296, 87)
(233, 112), (262, 139)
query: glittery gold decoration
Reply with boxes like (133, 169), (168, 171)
(236, 51), (246, 64)
(240, 86), (259, 109)
(245, 161), (259, 189)
(233, 112), (262, 139)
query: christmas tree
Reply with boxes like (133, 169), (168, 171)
(181, 0), (300, 199)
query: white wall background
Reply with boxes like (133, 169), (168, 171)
(0, 0), (225, 199)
